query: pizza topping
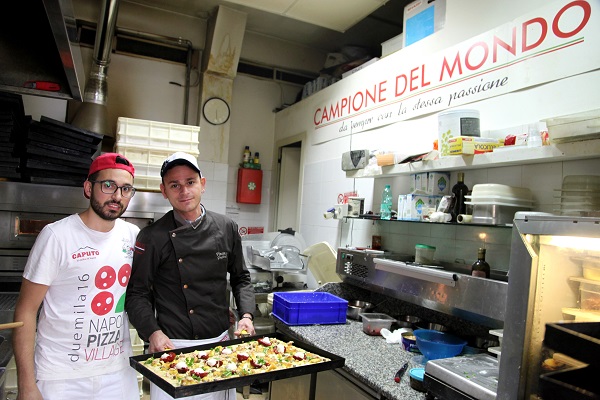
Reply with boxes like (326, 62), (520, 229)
(175, 361), (188, 373)
(191, 368), (209, 378)
(226, 362), (237, 371)
(161, 352), (176, 363)
(142, 337), (330, 388)
(250, 357), (267, 368)
(206, 358), (223, 368)
(274, 344), (285, 354)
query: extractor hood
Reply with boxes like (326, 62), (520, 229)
(0, 0), (85, 101)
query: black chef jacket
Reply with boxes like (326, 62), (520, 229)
(125, 209), (255, 341)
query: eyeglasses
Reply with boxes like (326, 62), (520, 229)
(89, 180), (136, 198)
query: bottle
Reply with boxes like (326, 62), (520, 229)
(243, 146), (251, 163)
(253, 152), (260, 164)
(471, 248), (490, 278)
(380, 184), (393, 220)
(451, 172), (469, 222)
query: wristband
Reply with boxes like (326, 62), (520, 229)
(240, 315), (253, 322)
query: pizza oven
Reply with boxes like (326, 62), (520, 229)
(0, 181), (170, 293)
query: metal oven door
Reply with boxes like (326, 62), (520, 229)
(0, 211), (69, 249)
(0, 211), (69, 288)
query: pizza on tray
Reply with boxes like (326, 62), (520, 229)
(141, 336), (331, 387)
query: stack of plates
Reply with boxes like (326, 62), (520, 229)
(466, 183), (534, 208)
(554, 175), (600, 217)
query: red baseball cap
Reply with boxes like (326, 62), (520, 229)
(88, 153), (135, 178)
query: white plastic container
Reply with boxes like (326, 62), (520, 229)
(116, 117), (200, 152)
(583, 259), (600, 281)
(472, 204), (524, 225)
(415, 244), (436, 264)
(438, 109), (481, 156)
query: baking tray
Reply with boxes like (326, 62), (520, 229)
(544, 322), (600, 367)
(129, 332), (345, 398)
(40, 116), (103, 144)
(539, 365), (600, 399)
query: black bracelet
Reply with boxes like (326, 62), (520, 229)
(240, 315), (253, 322)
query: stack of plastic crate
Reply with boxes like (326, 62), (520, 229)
(130, 328), (145, 397)
(114, 117), (200, 191)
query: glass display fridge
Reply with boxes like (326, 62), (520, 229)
(498, 212), (600, 399)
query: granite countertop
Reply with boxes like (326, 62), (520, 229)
(275, 319), (426, 400)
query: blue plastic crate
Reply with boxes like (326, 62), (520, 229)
(272, 292), (348, 325)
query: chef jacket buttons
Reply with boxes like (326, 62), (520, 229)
(189, 309), (194, 314)
(178, 258), (183, 263)
(172, 233), (176, 238)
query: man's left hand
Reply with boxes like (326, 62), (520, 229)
(235, 317), (255, 337)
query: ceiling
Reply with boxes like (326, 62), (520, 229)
(123, 0), (411, 55)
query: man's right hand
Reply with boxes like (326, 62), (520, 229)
(148, 330), (175, 353)
(16, 383), (43, 400)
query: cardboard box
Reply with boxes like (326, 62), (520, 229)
(411, 173), (428, 192)
(448, 136), (503, 155)
(401, 194), (443, 220)
(404, 0), (447, 47)
(427, 172), (451, 195)
(381, 34), (403, 57)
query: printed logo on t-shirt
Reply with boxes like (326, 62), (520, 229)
(216, 251), (227, 261)
(71, 246), (100, 261)
(68, 263), (132, 364)
(122, 238), (134, 258)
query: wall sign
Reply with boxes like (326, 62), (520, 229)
(312, 0), (600, 144)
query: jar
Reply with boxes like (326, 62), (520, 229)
(415, 244), (436, 264)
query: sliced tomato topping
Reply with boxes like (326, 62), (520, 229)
(161, 352), (176, 363)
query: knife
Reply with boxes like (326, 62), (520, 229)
(394, 361), (409, 383)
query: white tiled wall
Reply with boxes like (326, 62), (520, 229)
(299, 156), (600, 272)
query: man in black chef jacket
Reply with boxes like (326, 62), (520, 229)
(126, 151), (255, 400)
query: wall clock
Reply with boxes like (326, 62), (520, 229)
(203, 97), (230, 125)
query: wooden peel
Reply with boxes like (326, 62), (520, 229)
(0, 321), (24, 330)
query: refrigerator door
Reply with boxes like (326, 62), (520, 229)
(498, 212), (600, 399)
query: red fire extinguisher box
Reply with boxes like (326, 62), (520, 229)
(236, 168), (262, 204)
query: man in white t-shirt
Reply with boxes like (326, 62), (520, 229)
(13, 153), (141, 400)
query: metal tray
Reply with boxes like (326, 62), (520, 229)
(544, 322), (600, 368)
(129, 332), (345, 398)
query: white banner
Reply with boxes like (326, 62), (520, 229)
(312, 0), (600, 144)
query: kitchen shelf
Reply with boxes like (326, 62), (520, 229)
(346, 139), (600, 178)
(345, 215), (513, 229)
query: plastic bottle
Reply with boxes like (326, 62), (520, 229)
(471, 248), (491, 278)
(243, 146), (251, 163)
(253, 152), (260, 164)
(451, 172), (468, 222)
(380, 184), (393, 220)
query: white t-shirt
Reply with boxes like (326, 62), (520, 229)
(23, 214), (140, 380)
